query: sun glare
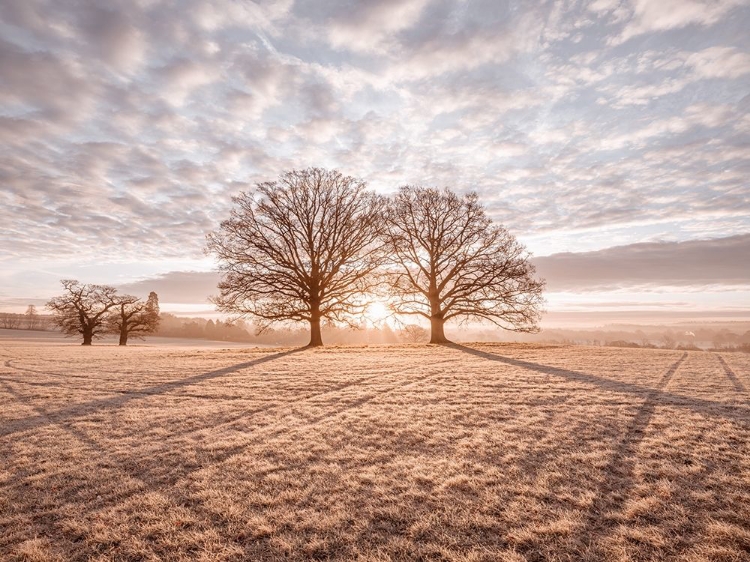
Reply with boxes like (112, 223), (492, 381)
(364, 301), (390, 325)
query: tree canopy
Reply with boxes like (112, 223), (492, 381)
(383, 186), (545, 343)
(206, 168), (386, 347)
(46, 280), (159, 345)
(108, 291), (160, 346)
(46, 280), (120, 345)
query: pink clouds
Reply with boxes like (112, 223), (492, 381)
(0, 0), (748, 316)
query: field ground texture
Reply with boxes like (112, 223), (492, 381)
(0, 339), (748, 561)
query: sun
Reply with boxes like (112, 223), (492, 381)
(364, 301), (391, 325)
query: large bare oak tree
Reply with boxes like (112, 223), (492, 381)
(206, 168), (386, 347)
(46, 280), (119, 345)
(384, 186), (545, 343)
(108, 292), (160, 346)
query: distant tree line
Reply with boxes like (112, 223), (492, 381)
(529, 327), (750, 352)
(46, 280), (159, 345)
(156, 313), (429, 346)
(156, 314), (254, 342)
(0, 305), (52, 331)
(207, 167), (545, 347)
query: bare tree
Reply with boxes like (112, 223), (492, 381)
(0, 313), (22, 329)
(108, 292), (160, 346)
(25, 305), (39, 330)
(400, 324), (428, 343)
(207, 168), (386, 347)
(46, 280), (119, 345)
(384, 186), (545, 343)
(661, 333), (676, 349)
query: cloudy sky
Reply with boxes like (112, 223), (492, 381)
(1, 0), (749, 323)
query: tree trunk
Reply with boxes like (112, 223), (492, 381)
(428, 293), (450, 344)
(308, 315), (323, 347)
(429, 315), (449, 344)
(82, 329), (93, 346)
(119, 328), (128, 346)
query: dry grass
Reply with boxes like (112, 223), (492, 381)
(1, 340), (748, 561)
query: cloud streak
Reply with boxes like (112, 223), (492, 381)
(118, 271), (220, 304)
(534, 234), (750, 291)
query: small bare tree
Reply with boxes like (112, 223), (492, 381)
(25, 305), (39, 330)
(207, 168), (386, 347)
(46, 280), (119, 345)
(384, 186), (544, 343)
(0, 313), (22, 329)
(108, 292), (160, 346)
(400, 324), (428, 343)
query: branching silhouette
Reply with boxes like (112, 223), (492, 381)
(108, 291), (160, 346)
(25, 304), (39, 330)
(46, 280), (119, 345)
(383, 186), (545, 343)
(206, 168), (386, 347)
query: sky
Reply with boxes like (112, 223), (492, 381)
(1, 0), (749, 325)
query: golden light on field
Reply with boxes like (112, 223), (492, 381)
(2, 341), (749, 559)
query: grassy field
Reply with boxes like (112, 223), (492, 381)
(1, 339), (748, 561)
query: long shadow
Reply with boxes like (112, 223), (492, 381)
(447, 344), (729, 556)
(0, 348), (304, 438)
(446, 343), (750, 426)
(0, 352), (459, 558)
(0, 376), (266, 553)
(716, 354), (747, 393)
(574, 352), (687, 553)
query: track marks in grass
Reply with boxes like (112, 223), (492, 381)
(453, 346), (694, 558)
(716, 354), (747, 393)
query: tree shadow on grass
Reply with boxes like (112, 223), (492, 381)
(716, 353), (747, 393)
(0, 348), (457, 560)
(0, 347), (306, 438)
(445, 344), (750, 557)
(571, 352), (687, 556)
(445, 343), (749, 426)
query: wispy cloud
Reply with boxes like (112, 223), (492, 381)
(610, 0), (747, 45)
(1, 0), (748, 315)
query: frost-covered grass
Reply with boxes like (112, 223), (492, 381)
(1, 340), (748, 561)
